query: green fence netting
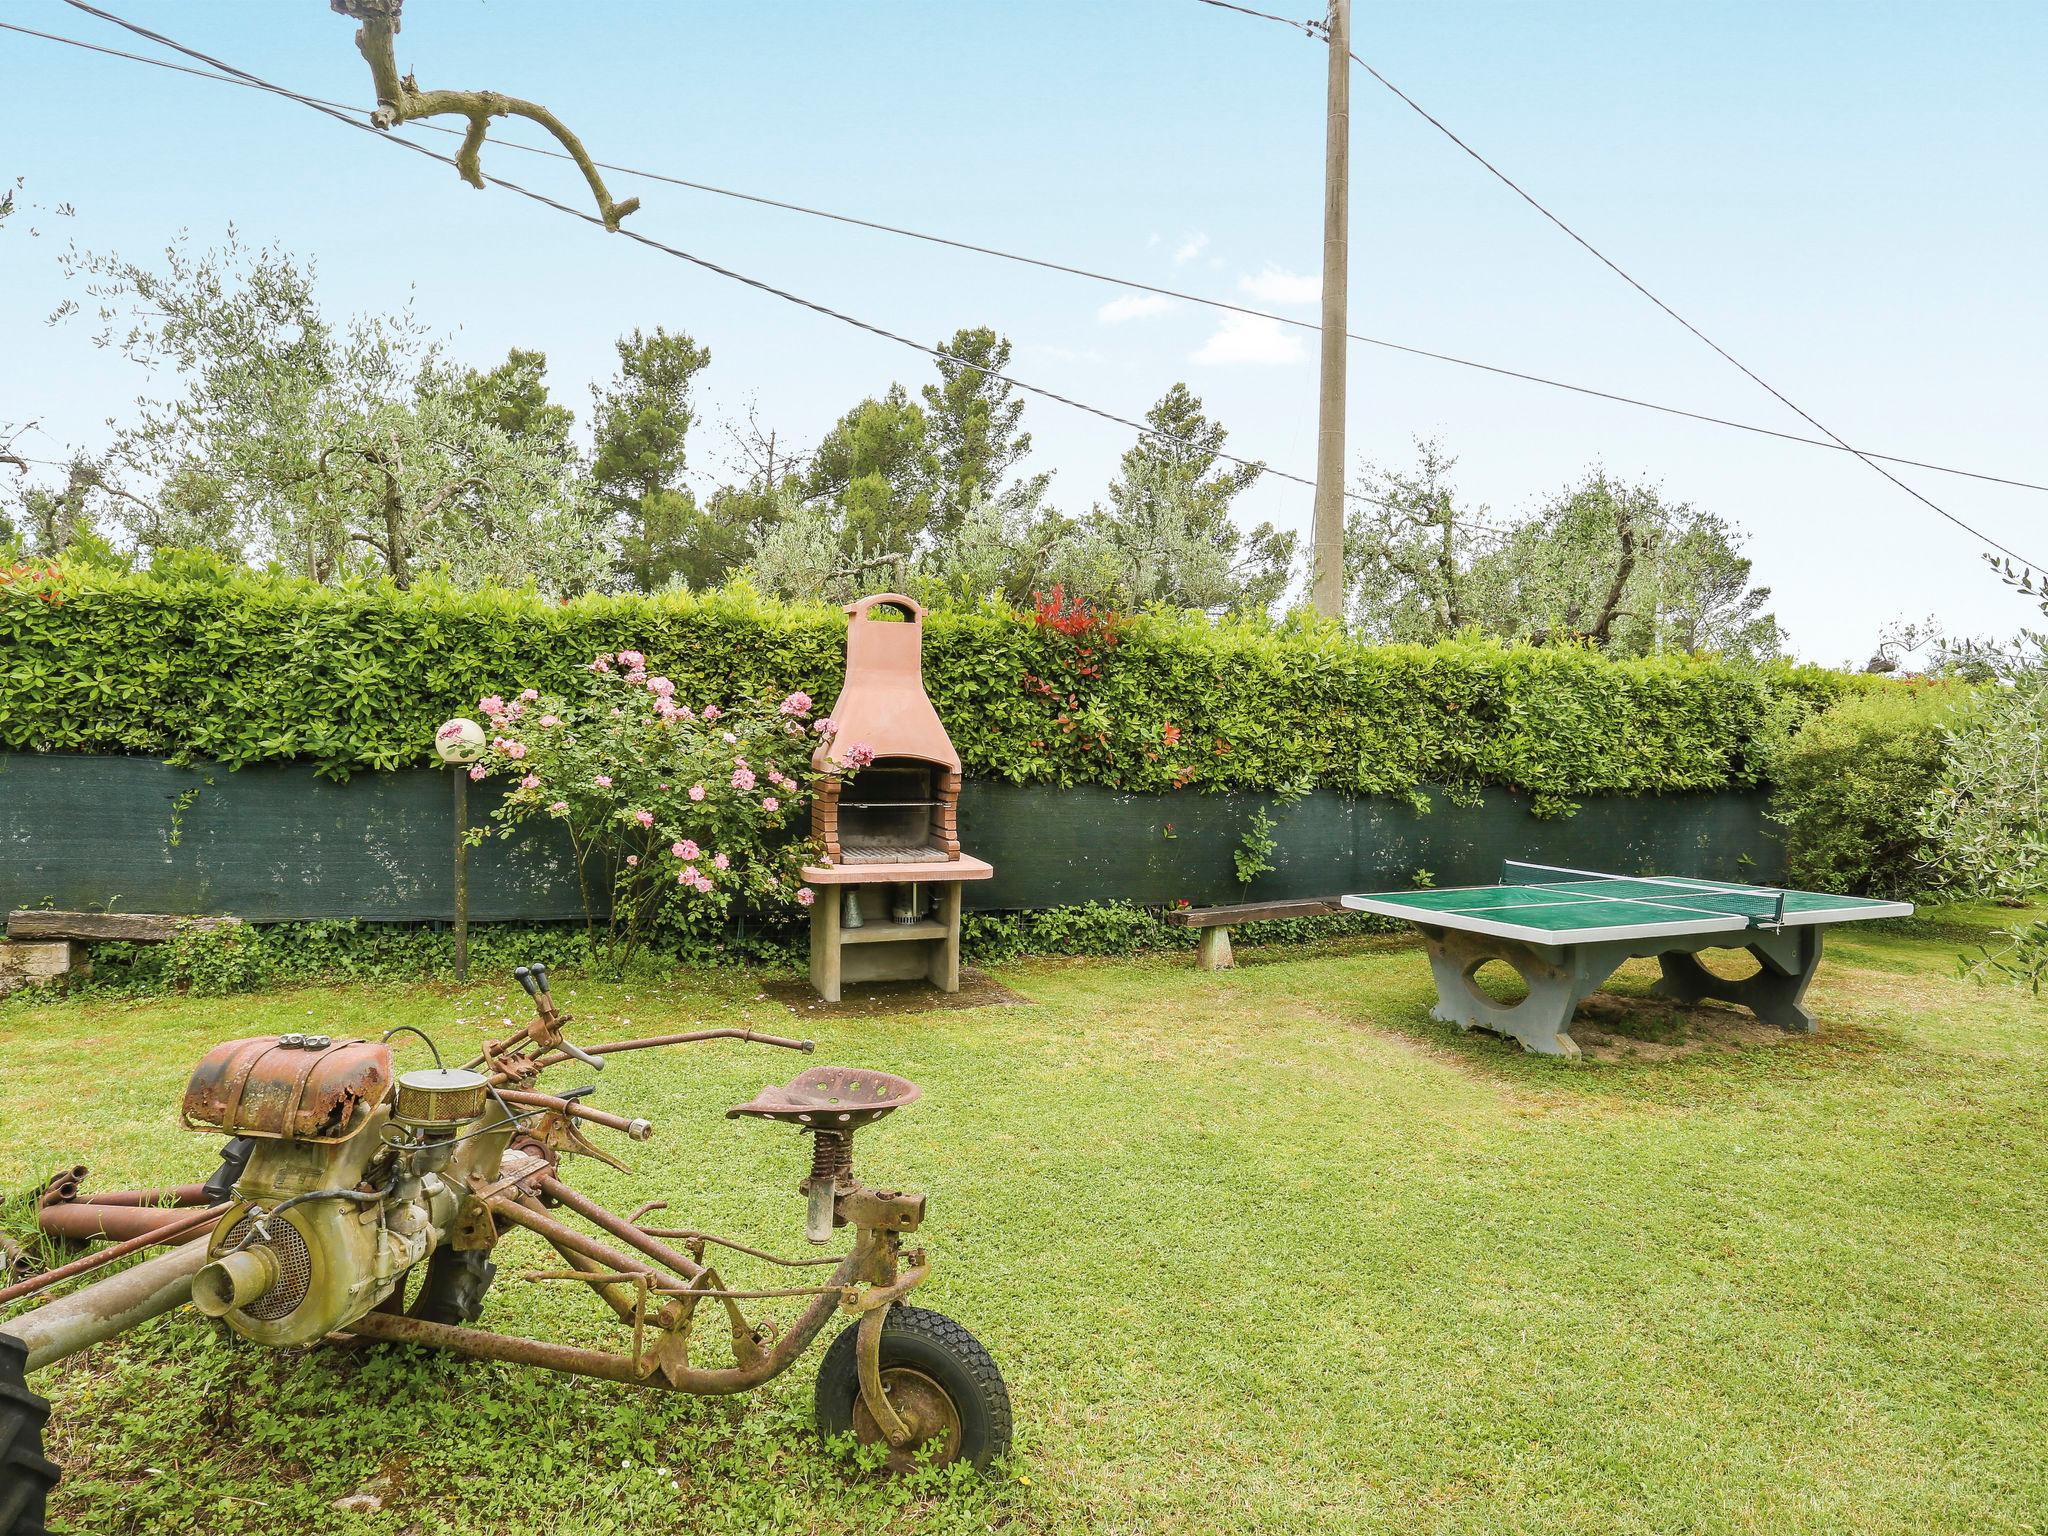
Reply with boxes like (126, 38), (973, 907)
(0, 753), (1784, 921)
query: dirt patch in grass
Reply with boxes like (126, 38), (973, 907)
(1567, 993), (1807, 1061)
(760, 968), (1034, 1018)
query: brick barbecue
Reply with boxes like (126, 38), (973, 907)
(810, 595), (964, 865)
(802, 595), (993, 1002)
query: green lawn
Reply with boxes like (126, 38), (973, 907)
(3, 907), (2045, 1535)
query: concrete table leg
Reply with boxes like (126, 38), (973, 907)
(1419, 927), (1617, 1058)
(1652, 927), (1822, 1032)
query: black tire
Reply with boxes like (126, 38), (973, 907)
(407, 1246), (497, 1326)
(0, 1335), (58, 1536)
(814, 1306), (1011, 1473)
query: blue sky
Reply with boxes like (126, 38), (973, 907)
(2, 0), (2042, 663)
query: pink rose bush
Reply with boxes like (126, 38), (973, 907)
(469, 653), (823, 970)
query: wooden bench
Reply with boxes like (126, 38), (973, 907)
(1164, 898), (1343, 970)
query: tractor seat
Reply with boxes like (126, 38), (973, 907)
(726, 1066), (921, 1129)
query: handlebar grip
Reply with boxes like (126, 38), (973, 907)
(530, 962), (552, 997)
(513, 966), (540, 998)
(555, 1037), (604, 1073)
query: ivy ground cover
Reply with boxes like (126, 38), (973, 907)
(3, 906), (2042, 1534)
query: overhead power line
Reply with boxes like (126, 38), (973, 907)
(3, 17), (2040, 498)
(1193, 0), (2046, 571)
(35, 2), (1431, 525)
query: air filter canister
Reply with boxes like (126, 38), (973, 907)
(394, 1067), (490, 1129)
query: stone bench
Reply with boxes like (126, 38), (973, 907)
(1, 911), (240, 997)
(1164, 899), (1343, 971)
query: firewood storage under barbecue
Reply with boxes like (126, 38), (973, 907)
(804, 595), (992, 1002)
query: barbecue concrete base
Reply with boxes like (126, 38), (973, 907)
(1420, 923), (1824, 1058)
(804, 860), (992, 1004)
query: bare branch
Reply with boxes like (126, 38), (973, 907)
(332, 0), (641, 232)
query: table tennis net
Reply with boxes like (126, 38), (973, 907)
(1501, 861), (1787, 927)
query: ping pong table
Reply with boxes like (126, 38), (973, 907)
(1342, 861), (1913, 1058)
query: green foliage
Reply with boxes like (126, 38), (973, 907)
(1920, 670), (2048, 903)
(1233, 805), (1280, 887)
(1348, 440), (1782, 659)
(589, 326), (721, 592)
(0, 564), (1866, 803)
(1769, 684), (1960, 896)
(472, 656), (822, 970)
(1957, 916), (2048, 995)
(57, 233), (608, 592)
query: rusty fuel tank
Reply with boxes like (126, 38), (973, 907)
(181, 1036), (393, 1143)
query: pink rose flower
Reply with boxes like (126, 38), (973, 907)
(519, 689), (540, 703)
(796, 887), (816, 907)
(702, 704), (723, 720)
(712, 852), (730, 871)
(505, 741), (528, 760)
(506, 701), (526, 721)
(786, 722), (803, 737)
(731, 767), (757, 791)
(547, 801), (569, 815)
(633, 809), (654, 828)
(722, 731), (738, 744)
(538, 714), (561, 728)
(688, 784), (706, 802)
(780, 690), (812, 716)
(520, 774), (540, 790)
(843, 742), (876, 768)
(589, 655), (612, 673)
(813, 717), (834, 735)
(467, 763), (487, 781)
(625, 854), (639, 867)
(479, 695), (507, 716)
(673, 839), (700, 860)
(676, 705), (696, 722)
(618, 650), (646, 670)
(648, 676), (675, 698)
(594, 775), (612, 788)
(761, 797), (779, 813)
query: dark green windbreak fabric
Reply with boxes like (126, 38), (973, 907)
(1, 754), (1782, 921)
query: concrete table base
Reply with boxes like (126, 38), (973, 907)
(1419, 922), (1823, 1059)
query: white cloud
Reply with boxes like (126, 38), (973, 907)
(1239, 264), (1319, 305)
(1171, 232), (1210, 266)
(1191, 313), (1308, 367)
(1097, 292), (1177, 325)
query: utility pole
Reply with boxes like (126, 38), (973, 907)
(1309, 0), (1351, 620)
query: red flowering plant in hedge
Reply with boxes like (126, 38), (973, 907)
(470, 648), (826, 969)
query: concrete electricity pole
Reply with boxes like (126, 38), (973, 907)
(1309, 0), (1351, 620)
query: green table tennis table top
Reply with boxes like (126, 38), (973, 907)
(1342, 861), (1914, 946)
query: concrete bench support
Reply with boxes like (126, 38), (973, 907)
(1166, 899), (1342, 972)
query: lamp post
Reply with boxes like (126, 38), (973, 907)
(433, 717), (486, 983)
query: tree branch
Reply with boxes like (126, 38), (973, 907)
(332, 1), (641, 232)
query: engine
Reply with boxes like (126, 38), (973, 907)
(179, 1034), (506, 1346)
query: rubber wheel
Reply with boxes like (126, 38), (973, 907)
(0, 1335), (58, 1536)
(407, 1247), (497, 1326)
(814, 1306), (1012, 1473)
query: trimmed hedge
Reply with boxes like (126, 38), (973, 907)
(0, 566), (1868, 806)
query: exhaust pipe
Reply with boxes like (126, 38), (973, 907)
(190, 1248), (279, 1318)
(0, 1239), (210, 1372)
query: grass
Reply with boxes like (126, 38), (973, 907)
(3, 904), (2045, 1535)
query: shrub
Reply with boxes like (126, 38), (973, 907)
(471, 651), (824, 971)
(0, 563), (1866, 808)
(1769, 685), (1960, 896)
(1920, 671), (2048, 904)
